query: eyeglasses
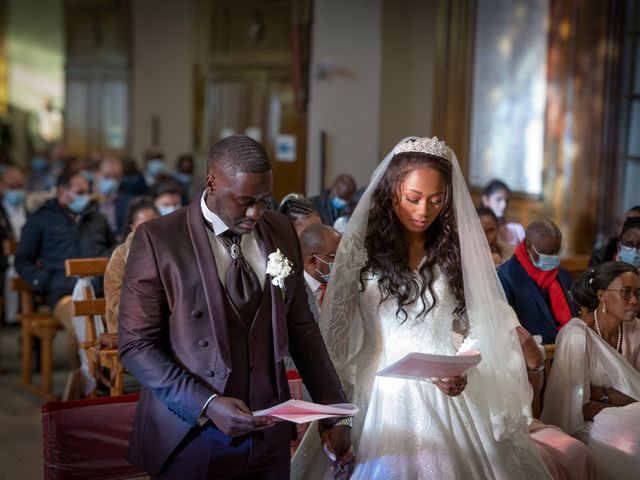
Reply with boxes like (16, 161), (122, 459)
(621, 242), (640, 250)
(604, 288), (640, 301)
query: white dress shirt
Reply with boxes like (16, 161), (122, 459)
(303, 270), (323, 310)
(2, 199), (26, 240)
(199, 193), (266, 288)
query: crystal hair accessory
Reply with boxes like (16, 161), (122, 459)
(392, 136), (451, 159)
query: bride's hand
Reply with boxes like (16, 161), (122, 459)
(433, 375), (467, 396)
(320, 425), (355, 479)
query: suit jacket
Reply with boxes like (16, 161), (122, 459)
(498, 256), (578, 344)
(118, 200), (346, 474)
(310, 190), (341, 226)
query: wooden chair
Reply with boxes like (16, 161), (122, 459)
(64, 257), (124, 397)
(4, 239), (62, 400)
(559, 255), (590, 281)
(543, 343), (555, 380)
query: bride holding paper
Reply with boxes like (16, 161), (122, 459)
(291, 137), (552, 479)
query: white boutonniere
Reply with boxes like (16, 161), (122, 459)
(266, 249), (293, 299)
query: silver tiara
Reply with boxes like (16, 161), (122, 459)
(393, 136), (451, 159)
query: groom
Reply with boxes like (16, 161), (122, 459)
(119, 135), (352, 478)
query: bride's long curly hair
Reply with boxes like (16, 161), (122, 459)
(361, 151), (465, 322)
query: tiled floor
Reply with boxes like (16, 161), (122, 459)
(0, 324), (72, 480)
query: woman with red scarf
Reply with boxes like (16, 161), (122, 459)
(498, 219), (578, 344)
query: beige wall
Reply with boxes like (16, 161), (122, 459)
(379, 0), (437, 155)
(305, 0), (382, 195)
(306, 0), (438, 195)
(132, 0), (193, 168)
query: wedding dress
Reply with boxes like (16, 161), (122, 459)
(291, 137), (552, 479)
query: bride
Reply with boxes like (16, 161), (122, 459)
(291, 137), (552, 479)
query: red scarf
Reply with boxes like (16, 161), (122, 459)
(514, 241), (572, 328)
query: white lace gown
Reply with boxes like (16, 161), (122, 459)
(291, 272), (551, 480)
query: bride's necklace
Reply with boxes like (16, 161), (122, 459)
(593, 308), (622, 352)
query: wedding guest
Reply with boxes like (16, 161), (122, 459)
(26, 150), (54, 192)
(476, 205), (514, 266)
(104, 197), (159, 333)
(118, 135), (351, 478)
(589, 206), (640, 268)
(152, 179), (183, 216)
(542, 261), (640, 479)
(310, 174), (356, 226)
(15, 171), (115, 366)
(0, 166), (27, 323)
(498, 219), (577, 343)
(293, 137), (551, 479)
(120, 157), (149, 197)
(480, 179), (525, 246)
(615, 217), (640, 269)
(300, 223), (340, 316)
(96, 155), (132, 238)
(143, 148), (169, 188)
(278, 193), (321, 237)
(173, 153), (199, 202)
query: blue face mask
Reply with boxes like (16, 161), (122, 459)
(174, 172), (192, 185)
(147, 159), (167, 177)
(158, 204), (180, 216)
(331, 196), (348, 211)
(31, 156), (48, 172)
(4, 189), (26, 207)
(67, 194), (91, 214)
(530, 243), (560, 271)
(98, 177), (120, 196)
(313, 254), (334, 283)
(619, 245), (640, 268)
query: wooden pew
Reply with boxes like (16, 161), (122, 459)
(65, 257), (124, 396)
(559, 255), (590, 281)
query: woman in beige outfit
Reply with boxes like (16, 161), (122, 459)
(104, 197), (159, 332)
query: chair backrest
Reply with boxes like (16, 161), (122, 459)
(559, 255), (590, 281)
(42, 393), (145, 480)
(64, 258), (110, 278)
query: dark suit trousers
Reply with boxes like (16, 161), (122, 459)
(152, 423), (291, 480)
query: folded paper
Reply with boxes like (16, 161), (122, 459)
(253, 399), (358, 424)
(376, 350), (482, 381)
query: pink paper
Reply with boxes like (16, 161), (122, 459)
(253, 400), (358, 424)
(376, 350), (481, 381)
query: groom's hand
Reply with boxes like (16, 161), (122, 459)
(320, 425), (354, 480)
(206, 396), (274, 437)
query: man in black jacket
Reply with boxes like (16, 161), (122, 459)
(16, 170), (115, 365)
(309, 174), (356, 226)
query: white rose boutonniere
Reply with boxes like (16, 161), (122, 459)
(266, 248), (293, 299)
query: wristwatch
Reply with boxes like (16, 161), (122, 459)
(333, 417), (353, 428)
(600, 388), (609, 404)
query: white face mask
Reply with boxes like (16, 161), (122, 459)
(313, 254), (334, 283)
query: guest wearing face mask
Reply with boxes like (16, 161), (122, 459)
(172, 154), (199, 202)
(15, 170), (116, 366)
(498, 219), (578, 343)
(96, 155), (132, 239)
(143, 148), (169, 188)
(310, 174), (356, 226)
(299, 224), (341, 319)
(26, 150), (54, 192)
(152, 179), (184, 216)
(616, 217), (640, 270)
(589, 206), (640, 268)
(0, 166), (28, 324)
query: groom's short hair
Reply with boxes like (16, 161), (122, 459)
(207, 135), (271, 175)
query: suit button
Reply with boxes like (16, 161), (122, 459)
(205, 370), (215, 377)
(217, 371), (228, 379)
(191, 310), (203, 318)
(198, 340), (209, 347)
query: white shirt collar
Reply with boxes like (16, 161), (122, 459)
(304, 270), (322, 293)
(200, 192), (229, 235)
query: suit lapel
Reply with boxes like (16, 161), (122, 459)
(186, 201), (231, 369)
(255, 218), (289, 363)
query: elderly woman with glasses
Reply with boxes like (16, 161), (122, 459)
(541, 261), (640, 479)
